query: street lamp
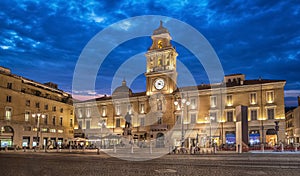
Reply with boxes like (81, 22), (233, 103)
(174, 97), (190, 148)
(32, 112), (45, 150)
(205, 116), (215, 147)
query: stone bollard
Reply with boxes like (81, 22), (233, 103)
(131, 144), (134, 154)
(69, 145), (72, 152)
(83, 146), (85, 152)
(295, 145), (298, 152)
(23, 147), (26, 152)
(261, 144), (264, 152)
(14, 146), (17, 152)
(97, 147), (100, 155)
(5, 146), (8, 152)
(280, 143), (284, 152)
(149, 143), (152, 154)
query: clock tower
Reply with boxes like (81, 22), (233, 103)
(145, 21), (178, 95)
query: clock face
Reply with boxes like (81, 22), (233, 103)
(154, 78), (165, 90)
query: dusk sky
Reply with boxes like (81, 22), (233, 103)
(0, 0), (299, 106)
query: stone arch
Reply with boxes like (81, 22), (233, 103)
(0, 126), (14, 148)
(156, 132), (165, 148)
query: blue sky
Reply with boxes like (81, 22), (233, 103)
(0, 0), (299, 106)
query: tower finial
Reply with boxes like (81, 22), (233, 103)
(122, 78), (126, 86)
(160, 20), (163, 27)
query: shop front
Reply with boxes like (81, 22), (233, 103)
(249, 130), (260, 146)
(0, 126), (14, 148)
(266, 129), (277, 146)
(225, 131), (236, 145)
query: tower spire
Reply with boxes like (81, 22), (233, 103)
(122, 78), (126, 86)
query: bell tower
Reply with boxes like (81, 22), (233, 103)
(145, 21), (178, 95)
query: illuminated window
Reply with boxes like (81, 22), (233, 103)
(190, 98), (196, 109)
(102, 106), (107, 117)
(158, 40), (163, 49)
(25, 111), (30, 122)
(158, 57), (162, 66)
(250, 110), (257, 120)
(5, 107), (12, 120)
(58, 130), (63, 133)
(266, 91), (274, 103)
(227, 95), (233, 106)
(210, 96), (217, 108)
(140, 103), (145, 114)
(50, 129), (56, 133)
(267, 108), (275, 120)
(250, 93), (257, 105)
(78, 109), (83, 118)
(86, 108), (91, 118)
(116, 105), (121, 115)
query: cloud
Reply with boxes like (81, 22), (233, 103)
(0, 0), (299, 106)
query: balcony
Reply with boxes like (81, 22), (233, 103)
(150, 124), (168, 131)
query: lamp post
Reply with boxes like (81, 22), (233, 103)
(174, 97), (190, 148)
(274, 121), (279, 145)
(205, 116), (215, 147)
(32, 112), (45, 151)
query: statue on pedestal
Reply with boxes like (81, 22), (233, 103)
(125, 112), (132, 128)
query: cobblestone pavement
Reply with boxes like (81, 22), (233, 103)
(0, 151), (300, 176)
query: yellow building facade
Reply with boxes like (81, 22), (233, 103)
(0, 66), (74, 149)
(74, 22), (286, 149)
(285, 97), (300, 144)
